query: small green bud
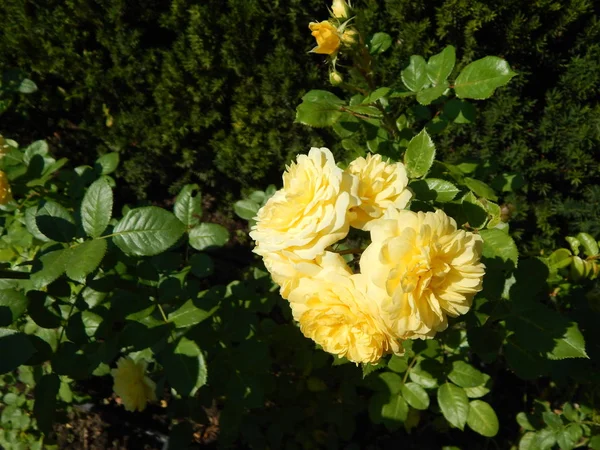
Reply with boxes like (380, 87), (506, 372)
(329, 71), (343, 86)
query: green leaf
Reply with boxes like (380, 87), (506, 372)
(401, 55), (428, 92)
(161, 337), (207, 397)
(36, 201), (76, 242)
(112, 207), (186, 256)
(427, 45), (456, 85)
(505, 336), (549, 380)
(437, 382), (469, 430)
(485, 201), (502, 228)
(374, 371), (403, 394)
(558, 424), (582, 450)
(464, 177), (498, 201)
(95, 152), (120, 175)
(454, 56), (517, 99)
(507, 303), (588, 360)
(81, 177), (113, 238)
(542, 411), (563, 429)
(234, 199), (259, 221)
(565, 236), (581, 255)
(174, 184), (202, 227)
(189, 253), (214, 279)
(25, 206), (51, 242)
(189, 223), (229, 251)
(410, 178), (459, 202)
(416, 82), (448, 105)
(23, 141), (49, 165)
(409, 362), (439, 389)
(0, 328), (36, 374)
(480, 228), (519, 268)
(168, 299), (218, 328)
(464, 373), (492, 398)
(516, 412), (536, 431)
(18, 78), (37, 94)
(467, 400), (499, 437)
(381, 394), (409, 430)
(364, 87), (391, 104)
(33, 373), (59, 434)
(531, 428), (557, 450)
(548, 249), (573, 270)
(58, 379), (73, 403)
(404, 129), (435, 178)
(576, 232), (598, 257)
(29, 249), (71, 289)
(295, 90), (345, 128)
(462, 191), (488, 228)
(0, 289), (29, 326)
(387, 354), (409, 373)
(590, 436), (600, 450)
(443, 99), (476, 123)
(369, 32), (392, 54)
(401, 382), (430, 410)
(65, 239), (107, 283)
(333, 116), (360, 138)
(447, 361), (485, 388)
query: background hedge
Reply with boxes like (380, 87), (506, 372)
(1, 0), (599, 251)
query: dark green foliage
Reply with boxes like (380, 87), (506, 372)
(353, 0), (600, 251)
(1, 0), (600, 249)
(0, 0), (331, 201)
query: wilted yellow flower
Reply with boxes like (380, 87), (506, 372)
(0, 171), (12, 205)
(250, 147), (359, 260)
(331, 0), (352, 19)
(346, 154), (412, 230)
(111, 357), (157, 412)
(263, 250), (351, 299)
(309, 21), (341, 55)
(360, 209), (485, 339)
(288, 269), (402, 364)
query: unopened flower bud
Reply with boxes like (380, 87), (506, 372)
(330, 71), (343, 86)
(341, 28), (359, 46)
(331, 0), (352, 19)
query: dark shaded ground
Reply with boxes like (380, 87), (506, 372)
(51, 377), (220, 450)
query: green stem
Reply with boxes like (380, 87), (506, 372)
(157, 303), (169, 323)
(58, 300), (77, 343)
(403, 356), (419, 384)
(335, 247), (364, 256)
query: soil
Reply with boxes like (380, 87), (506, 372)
(51, 379), (220, 450)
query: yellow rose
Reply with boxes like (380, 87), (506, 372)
(263, 250), (351, 299)
(111, 357), (157, 412)
(0, 171), (12, 205)
(331, 0), (352, 19)
(250, 147), (359, 260)
(360, 209), (485, 339)
(346, 154), (412, 230)
(309, 21), (341, 55)
(288, 269), (402, 364)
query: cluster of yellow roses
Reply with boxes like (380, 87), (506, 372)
(250, 148), (485, 364)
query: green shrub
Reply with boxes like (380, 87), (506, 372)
(0, 0), (599, 247)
